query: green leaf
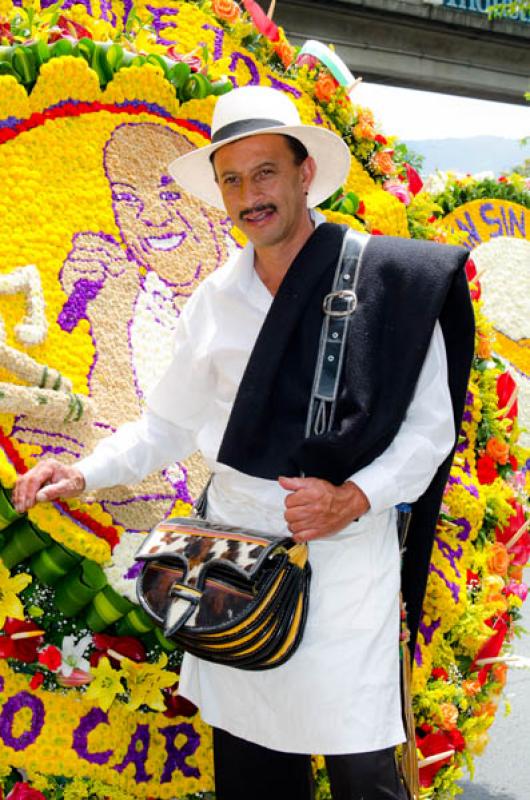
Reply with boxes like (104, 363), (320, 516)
(50, 39), (74, 58)
(12, 46), (36, 85)
(130, 54), (147, 68)
(105, 43), (124, 71)
(30, 40), (50, 67)
(0, 62), (16, 78)
(181, 72), (211, 101)
(75, 36), (95, 64)
(210, 79), (232, 96)
(168, 61), (191, 89)
(146, 52), (168, 74)
(90, 44), (114, 87)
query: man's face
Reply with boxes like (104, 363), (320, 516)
(212, 134), (315, 250)
(105, 124), (226, 292)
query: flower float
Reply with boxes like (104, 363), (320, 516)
(0, 1), (528, 798)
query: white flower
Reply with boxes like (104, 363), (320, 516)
(423, 170), (449, 197)
(59, 634), (92, 677)
(104, 530), (147, 603)
(472, 170), (495, 182)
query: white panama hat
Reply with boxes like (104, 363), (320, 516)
(168, 85), (351, 210)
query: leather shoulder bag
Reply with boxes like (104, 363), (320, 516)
(135, 229), (368, 670)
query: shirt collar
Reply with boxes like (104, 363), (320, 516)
(235, 209), (327, 299)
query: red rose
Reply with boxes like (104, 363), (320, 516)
(7, 783), (47, 800)
(38, 645), (62, 672)
(29, 672), (45, 690)
(477, 455), (498, 484)
(357, 201), (365, 216)
(375, 134), (387, 145)
(508, 455), (518, 471)
(431, 667), (449, 681)
(419, 723), (433, 734)
(446, 728), (466, 752)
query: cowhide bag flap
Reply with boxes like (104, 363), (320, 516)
(135, 517), (311, 671)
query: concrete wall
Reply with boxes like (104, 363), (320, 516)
(275, 0), (530, 103)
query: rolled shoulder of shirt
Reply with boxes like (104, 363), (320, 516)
(77, 409), (196, 492)
(349, 320), (455, 516)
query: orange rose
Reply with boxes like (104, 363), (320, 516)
(314, 72), (339, 103)
(212, 0), (241, 23)
(477, 333), (492, 359)
(491, 662), (507, 687)
(486, 436), (510, 465)
(371, 149), (396, 176)
(487, 542), (510, 576)
(437, 702), (459, 730)
(473, 700), (498, 718)
(353, 113), (376, 141)
(509, 564), (524, 581)
(462, 679), (481, 697)
(273, 39), (296, 68)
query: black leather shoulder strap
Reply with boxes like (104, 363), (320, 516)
(305, 228), (369, 438)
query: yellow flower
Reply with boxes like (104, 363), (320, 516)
(122, 652), (176, 711)
(84, 656), (125, 712)
(0, 561), (32, 628)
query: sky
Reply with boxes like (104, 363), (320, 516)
(352, 82), (530, 141)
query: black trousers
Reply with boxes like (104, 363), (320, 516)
(213, 727), (409, 800)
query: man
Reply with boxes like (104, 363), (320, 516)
(13, 86), (474, 799)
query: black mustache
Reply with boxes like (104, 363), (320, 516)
(240, 204), (277, 221)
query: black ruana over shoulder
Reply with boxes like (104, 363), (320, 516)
(217, 222), (475, 650)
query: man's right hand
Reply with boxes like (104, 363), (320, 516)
(12, 460), (86, 513)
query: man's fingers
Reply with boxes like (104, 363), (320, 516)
(284, 506), (314, 525)
(13, 462), (84, 512)
(278, 475), (309, 492)
(13, 463), (56, 511)
(292, 529), (319, 543)
(35, 479), (76, 503)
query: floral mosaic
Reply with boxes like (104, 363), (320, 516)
(0, 2), (528, 799)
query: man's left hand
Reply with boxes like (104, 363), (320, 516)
(278, 476), (370, 542)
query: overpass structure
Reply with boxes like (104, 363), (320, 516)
(275, 0), (530, 104)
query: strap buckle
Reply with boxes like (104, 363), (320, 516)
(322, 289), (357, 318)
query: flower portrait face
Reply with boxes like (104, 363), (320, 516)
(104, 123), (228, 293)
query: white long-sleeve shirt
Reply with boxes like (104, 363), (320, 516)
(77, 216), (455, 754)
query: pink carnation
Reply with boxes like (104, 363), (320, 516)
(383, 179), (411, 205)
(506, 580), (528, 602)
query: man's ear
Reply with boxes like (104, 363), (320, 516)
(301, 155), (317, 195)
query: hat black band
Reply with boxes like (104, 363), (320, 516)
(211, 118), (285, 144)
